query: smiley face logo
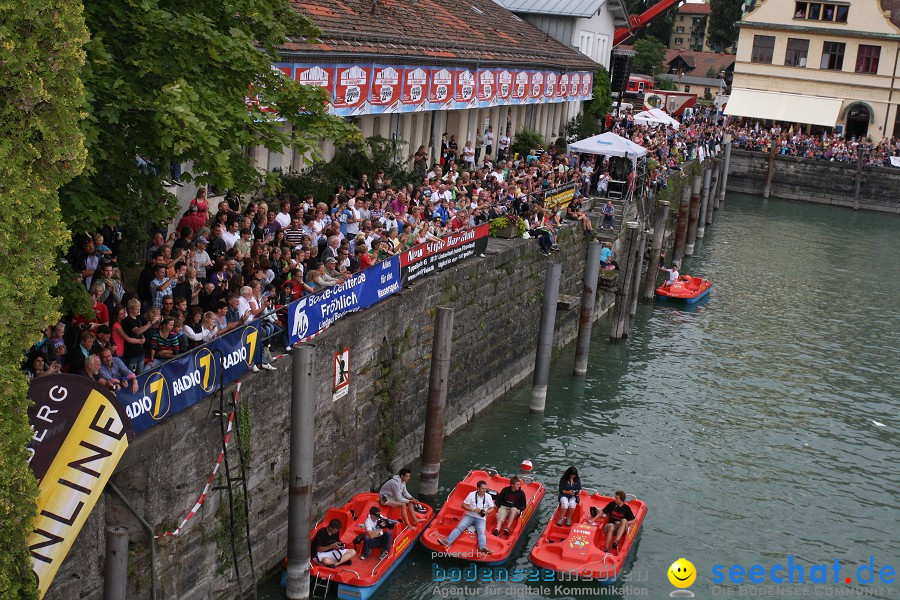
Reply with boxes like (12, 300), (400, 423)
(668, 558), (696, 588)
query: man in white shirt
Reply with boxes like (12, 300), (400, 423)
(498, 129), (511, 160)
(362, 506), (393, 560)
(220, 220), (240, 250)
(275, 200), (292, 229)
(483, 126), (495, 159)
(438, 480), (495, 554)
(462, 141), (476, 170)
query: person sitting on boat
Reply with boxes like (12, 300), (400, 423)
(379, 468), (427, 527)
(659, 262), (679, 287)
(438, 480), (495, 555)
(492, 476), (527, 537)
(589, 490), (636, 553)
(556, 466), (582, 527)
(313, 519), (356, 567)
(362, 506), (393, 561)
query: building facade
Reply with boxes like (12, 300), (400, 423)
(727, 0), (900, 138)
(256, 0), (601, 172)
(670, 1), (713, 52)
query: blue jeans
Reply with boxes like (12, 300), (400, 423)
(446, 514), (487, 549)
(362, 530), (392, 557)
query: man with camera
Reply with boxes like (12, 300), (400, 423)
(438, 480), (495, 555)
(362, 507), (396, 561)
(313, 519), (356, 567)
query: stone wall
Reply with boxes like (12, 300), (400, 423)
(46, 226), (616, 600)
(726, 149), (900, 213)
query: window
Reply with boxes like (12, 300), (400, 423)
(835, 5), (848, 22)
(684, 85), (691, 93)
(704, 87), (711, 95)
(794, 2), (807, 18)
(751, 35), (776, 63)
(676, 26), (685, 33)
(675, 37), (684, 44)
(796, 1), (849, 22)
(820, 41), (845, 70)
(785, 38), (809, 67)
(856, 45), (880, 74)
(808, 3), (821, 19)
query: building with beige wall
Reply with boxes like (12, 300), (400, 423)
(670, 2), (714, 52)
(726, 0), (900, 139)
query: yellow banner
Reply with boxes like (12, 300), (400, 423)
(544, 186), (576, 211)
(29, 389), (129, 598)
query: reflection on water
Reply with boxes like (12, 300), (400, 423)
(261, 195), (900, 599)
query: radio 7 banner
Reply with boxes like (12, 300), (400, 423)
(477, 69), (497, 107)
(370, 65), (403, 114)
(512, 70), (529, 104)
(455, 68), (477, 109)
(429, 68), (454, 111)
(27, 375), (133, 598)
(401, 67), (429, 112)
(334, 65), (372, 116)
(399, 224), (489, 285)
(288, 256), (401, 345)
(529, 71), (543, 103)
(114, 321), (263, 434)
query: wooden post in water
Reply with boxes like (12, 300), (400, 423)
(530, 262), (561, 413)
(763, 137), (777, 198)
(610, 222), (640, 341)
(718, 133), (732, 206)
(573, 242), (602, 376)
(707, 158), (720, 226)
(643, 200), (669, 300)
(629, 227), (646, 318)
(853, 148), (864, 211)
(672, 183), (691, 267)
(684, 175), (702, 257)
(420, 306), (454, 498)
(697, 164), (712, 239)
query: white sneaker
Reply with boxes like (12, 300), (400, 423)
(261, 363), (277, 371)
(249, 365), (260, 373)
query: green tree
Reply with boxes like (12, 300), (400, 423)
(655, 77), (677, 91)
(0, 0), (89, 597)
(60, 0), (360, 287)
(633, 37), (667, 76)
(566, 68), (614, 141)
(707, 0), (743, 52)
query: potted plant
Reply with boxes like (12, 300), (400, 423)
(489, 214), (528, 239)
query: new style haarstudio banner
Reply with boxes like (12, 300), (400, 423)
(286, 63), (593, 116)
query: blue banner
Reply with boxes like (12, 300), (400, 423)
(115, 321), (263, 433)
(287, 256), (401, 344)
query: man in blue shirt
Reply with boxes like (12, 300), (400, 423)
(98, 348), (138, 393)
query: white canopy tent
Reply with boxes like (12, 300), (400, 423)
(568, 131), (648, 168)
(633, 108), (680, 130)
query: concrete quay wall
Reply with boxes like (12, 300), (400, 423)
(47, 227), (615, 599)
(726, 149), (900, 213)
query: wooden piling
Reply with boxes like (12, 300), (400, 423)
(763, 137), (777, 198)
(684, 175), (702, 257)
(642, 200), (669, 300)
(719, 133), (732, 206)
(697, 165), (712, 239)
(707, 158), (720, 225)
(672, 183), (691, 267)
(610, 222), (640, 341)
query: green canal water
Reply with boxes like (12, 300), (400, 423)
(262, 193), (899, 599)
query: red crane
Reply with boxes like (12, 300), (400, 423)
(613, 0), (685, 47)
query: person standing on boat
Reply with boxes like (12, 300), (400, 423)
(313, 519), (356, 567)
(660, 263), (679, 287)
(492, 476), (527, 537)
(557, 467), (582, 527)
(438, 480), (495, 555)
(379, 468), (427, 527)
(595, 490), (636, 553)
(362, 507), (393, 561)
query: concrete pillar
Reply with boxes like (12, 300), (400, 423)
(358, 115), (374, 138)
(420, 307), (454, 497)
(103, 526), (129, 600)
(573, 242), (602, 376)
(530, 262), (562, 413)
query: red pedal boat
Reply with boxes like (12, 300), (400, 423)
(529, 490), (647, 582)
(656, 275), (712, 304)
(305, 492), (433, 600)
(420, 469), (545, 565)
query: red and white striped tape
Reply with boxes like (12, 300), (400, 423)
(155, 383), (240, 538)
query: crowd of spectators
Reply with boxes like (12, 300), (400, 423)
(23, 133), (620, 383)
